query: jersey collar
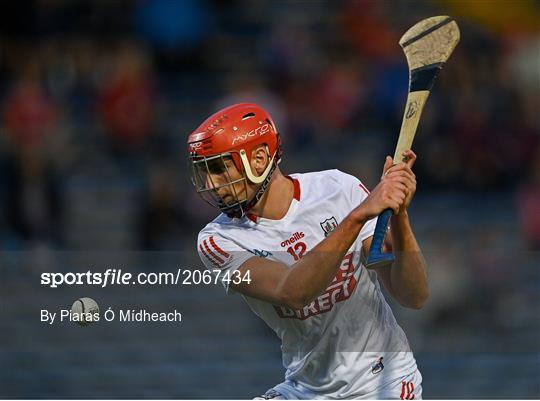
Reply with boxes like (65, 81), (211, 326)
(246, 175), (301, 224)
(290, 176), (301, 201)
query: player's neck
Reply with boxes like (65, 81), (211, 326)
(249, 169), (294, 220)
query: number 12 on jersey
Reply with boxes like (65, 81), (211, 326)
(286, 242), (307, 261)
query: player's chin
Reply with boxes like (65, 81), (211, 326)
(222, 195), (236, 205)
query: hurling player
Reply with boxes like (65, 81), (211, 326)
(188, 103), (427, 399)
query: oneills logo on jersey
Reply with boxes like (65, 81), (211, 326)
(320, 217), (338, 237)
(199, 236), (231, 268)
(280, 231), (304, 248)
(274, 253), (358, 320)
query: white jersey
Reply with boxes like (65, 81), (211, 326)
(197, 170), (420, 399)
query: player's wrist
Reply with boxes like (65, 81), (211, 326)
(350, 206), (371, 226)
(392, 210), (410, 226)
(395, 208), (408, 216)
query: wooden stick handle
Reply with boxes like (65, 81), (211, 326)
(393, 90), (430, 162)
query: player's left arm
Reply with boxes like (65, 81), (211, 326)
(362, 150), (428, 309)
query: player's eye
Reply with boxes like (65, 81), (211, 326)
(206, 156), (235, 176)
(206, 158), (227, 174)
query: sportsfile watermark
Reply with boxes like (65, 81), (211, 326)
(0, 248), (536, 350)
(40, 268), (251, 288)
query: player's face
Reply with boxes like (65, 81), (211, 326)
(202, 156), (250, 205)
(206, 158), (246, 200)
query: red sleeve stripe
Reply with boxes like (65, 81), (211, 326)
(199, 244), (219, 267)
(358, 182), (370, 194)
(203, 239), (225, 264)
(209, 236), (230, 258)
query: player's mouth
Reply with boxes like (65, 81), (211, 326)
(222, 194), (234, 204)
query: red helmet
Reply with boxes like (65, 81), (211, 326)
(187, 103), (282, 217)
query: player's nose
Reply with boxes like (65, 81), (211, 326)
(206, 174), (228, 194)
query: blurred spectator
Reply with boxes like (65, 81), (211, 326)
(517, 146), (540, 250)
(340, 0), (400, 62)
(215, 74), (287, 136)
(97, 42), (155, 153)
(3, 149), (64, 246)
(1, 56), (65, 247)
(310, 58), (365, 136)
(3, 60), (56, 150)
(138, 166), (189, 250)
(262, 17), (324, 88)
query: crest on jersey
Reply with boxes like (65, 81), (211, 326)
(320, 217), (338, 237)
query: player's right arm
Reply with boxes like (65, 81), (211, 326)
(232, 213), (370, 309)
(223, 165), (412, 310)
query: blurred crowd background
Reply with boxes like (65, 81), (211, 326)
(0, 0), (538, 398)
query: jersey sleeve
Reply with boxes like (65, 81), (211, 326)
(343, 172), (377, 243)
(197, 230), (254, 293)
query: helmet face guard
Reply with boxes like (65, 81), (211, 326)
(188, 149), (278, 218)
(189, 152), (250, 217)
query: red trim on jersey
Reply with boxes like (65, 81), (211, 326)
(246, 177), (299, 223)
(291, 177), (301, 201)
(203, 239), (224, 264)
(400, 382), (406, 400)
(358, 182), (370, 194)
(199, 243), (219, 267)
(284, 176), (301, 201)
(209, 235), (230, 258)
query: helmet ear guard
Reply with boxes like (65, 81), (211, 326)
(239, 146), (276, 184)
